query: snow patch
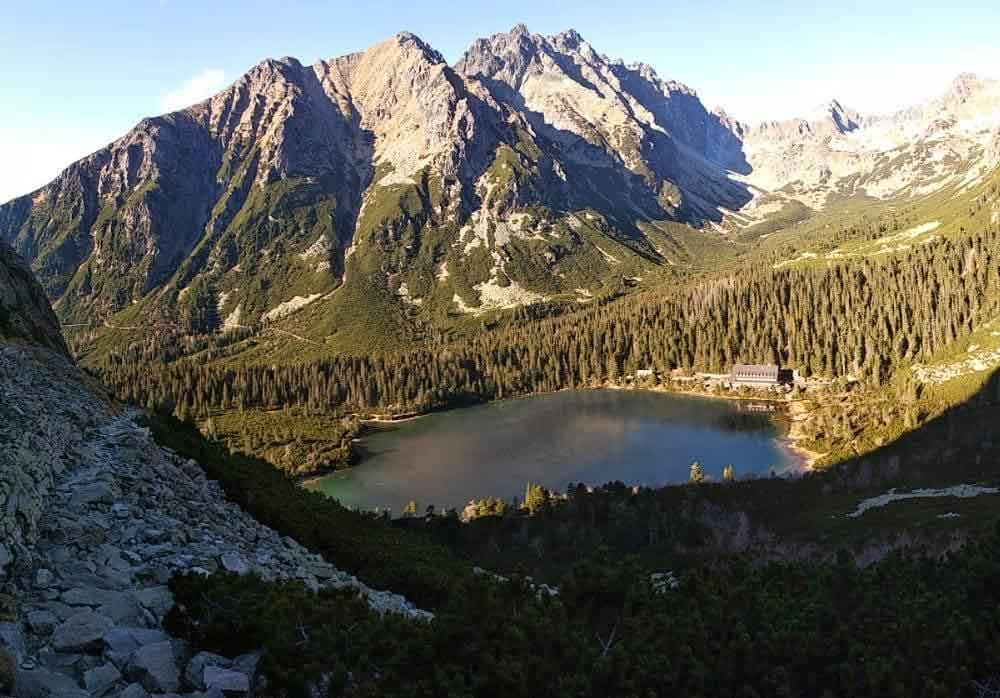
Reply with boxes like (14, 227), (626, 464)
(848, 485), (1000, 518)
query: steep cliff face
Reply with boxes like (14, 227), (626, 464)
(0, 243), (69, 355)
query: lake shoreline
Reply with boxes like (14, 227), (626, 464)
(352, 382), (819, 471)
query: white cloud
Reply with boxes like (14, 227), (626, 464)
(160, 68), (227, 112)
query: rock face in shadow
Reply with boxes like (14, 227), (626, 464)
(0, 242), (68, 356)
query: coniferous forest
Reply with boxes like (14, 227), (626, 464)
(96, 226), (1000, 420)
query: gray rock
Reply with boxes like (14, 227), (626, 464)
(184, 651), (231, 690)
(71, 481), (115, 506)
(97, 595), (143, 624)
(102, 627), (170, 668)
(124, 640), (181, 693)
(15, 667), (89, 698)
(116, 682), (150, 698)
(34, 568), (54, 588)
(204, 665), (251, 695)
(25, 609), (58, 635)
(133, 586), (173, 618)
(51, 610), (114, 653)
(41, 601), (77, 621)
(219, 552), (249, 575)
(84, 662), (122, 695)
(62, 587), (129, 608)
(142, 528), (169, 544)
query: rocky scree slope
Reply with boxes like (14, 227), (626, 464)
(0, 246), (428, 697)
(0, 26), (752, 347)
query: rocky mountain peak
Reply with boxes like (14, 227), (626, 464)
(549, 28), (588, 52)
(9, 29), (1000, 344)
(454, 24), (546, 87)
(391, 31), (446, 65)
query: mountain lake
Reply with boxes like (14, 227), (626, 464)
(303, 389), (802, 514)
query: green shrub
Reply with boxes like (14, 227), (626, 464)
(170, 523), (1000, 698)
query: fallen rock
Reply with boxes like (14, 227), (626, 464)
(25, 609), (58, 636)
(219, 552), (250, 575)
(117, 682), (149, 698)
(185, 651), (231, 690)
(133, 586), (173, 619)
(62, 587), (129, 608)
(52, 610), (114, 653)
(124, 640), (181, 693)
(15, 666), (89, 698)
(83, 662), (122, 695)
(204, 665), (251, 695)
(34, 568), (54, 588)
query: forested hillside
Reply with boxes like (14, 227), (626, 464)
(97, 218), (1000, 414)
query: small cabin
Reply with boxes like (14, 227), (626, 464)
(730, 363), (781, 386)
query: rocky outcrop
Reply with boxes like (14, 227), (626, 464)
(0, 244), (68, 356)
(0, 341), (428, 697)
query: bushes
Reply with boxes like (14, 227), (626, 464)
(165, 573), (399, 696)
(170, 525), (1000, 698)
(145, 412), (467, 608)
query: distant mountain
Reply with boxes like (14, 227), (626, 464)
(1, 26), (998, 348)
(731, 73), (1000, 216)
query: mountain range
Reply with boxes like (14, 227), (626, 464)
(2, 24), (999, 354)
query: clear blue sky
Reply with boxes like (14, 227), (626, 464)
(3, 0), (999, 202)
